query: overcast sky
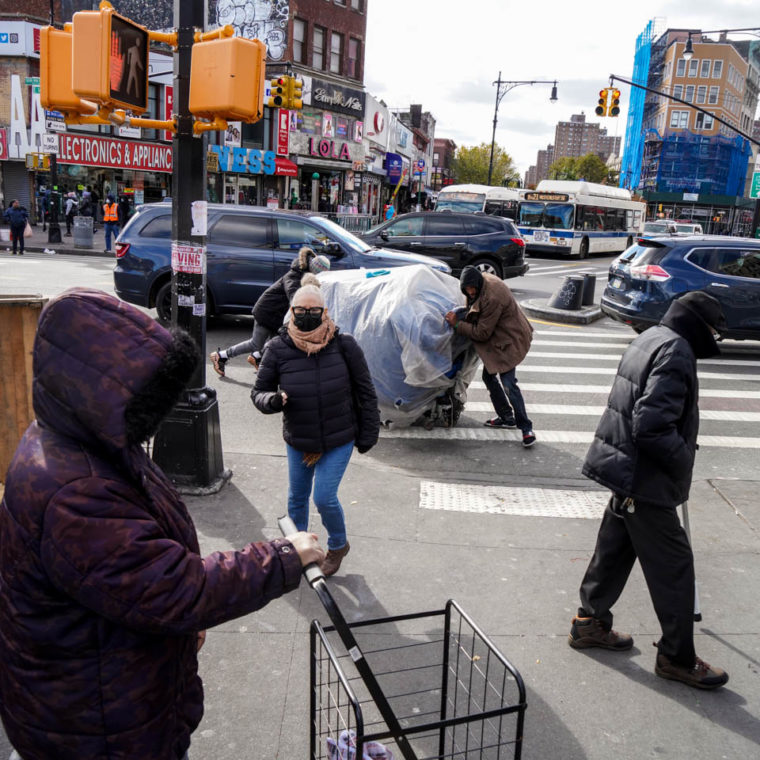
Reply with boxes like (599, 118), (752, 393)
(363, 0), (757, 175)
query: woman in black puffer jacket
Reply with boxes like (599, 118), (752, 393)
(252, 281), (380, 576)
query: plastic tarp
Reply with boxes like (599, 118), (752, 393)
(318, 265), (480, 427)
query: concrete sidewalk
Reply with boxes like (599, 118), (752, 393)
(8, 223), (112, 258)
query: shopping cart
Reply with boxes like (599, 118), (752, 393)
(279, 517), (527, 759)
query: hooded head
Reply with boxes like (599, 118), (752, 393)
(660, 290), (725, 359)
(107, 194), (115, 204)
(32, 288), (200, 455)
(296, 246), (316, 272)
(459, 266), (484, 303)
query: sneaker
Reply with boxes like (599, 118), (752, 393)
(209, 350), (227, 377)
(655, 653), (728, 690)
(246, 354), (259, 370)
(522, 431), (537, 448)
(321, 542), (350, 577)
(568, 616), (633, 651)
(484, 417), (517, 429)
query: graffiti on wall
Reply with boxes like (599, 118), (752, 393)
(215, 0), (289, 60)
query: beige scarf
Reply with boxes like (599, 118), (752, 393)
(287, 315), (337, 356)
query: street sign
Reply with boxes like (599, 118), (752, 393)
(42, 133), (59, 153)
(415, 159), (425, 171)
(45, 112), (66, 132)
(750, 171), (760, 200)
(25, 76), (40, 85)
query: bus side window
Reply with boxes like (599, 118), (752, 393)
(484, 201), (501, 216)
(575, 205), (586, 230)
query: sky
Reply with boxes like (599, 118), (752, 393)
(363, 0), (758, 176)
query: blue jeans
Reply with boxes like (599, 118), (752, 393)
(286, 440), (353, 550)
(482, 366), (533, 434)
(104, 221), (119, 250)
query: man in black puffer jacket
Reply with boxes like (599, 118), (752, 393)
(568, 291), (729, 690)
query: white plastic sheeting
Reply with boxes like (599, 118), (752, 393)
(318, 265), (480, 427)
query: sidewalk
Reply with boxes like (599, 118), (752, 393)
(8, 223), (113, 258)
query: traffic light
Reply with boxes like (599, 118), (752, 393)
(71, 5), (149, 112)
(287, 77), (304, 110)
(40, 26), (94, 114)
(595, 88), (609, 117)
(268, 77), (286, 108)
(189, 36), (267, 121)
(609, 89), (621, 117)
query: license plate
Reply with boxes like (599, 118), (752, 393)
(609, 277), (623, 289)
(533, 230), (548, 242)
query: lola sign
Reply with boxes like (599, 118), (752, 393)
(307, 137), (351, 161)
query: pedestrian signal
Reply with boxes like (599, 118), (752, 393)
(71, 5), (149, 113)
(268, 77), (286, 108)
(609, 89), (621, 117)
(595, 88), (609, 117)
(287, 77), (304, 110)
(189, 36), (267, 121)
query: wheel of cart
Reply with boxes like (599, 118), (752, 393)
(280, 517), (527, 759)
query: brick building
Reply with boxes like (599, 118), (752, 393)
(553, 113), (621, 162)
(432, 137), (456, 191)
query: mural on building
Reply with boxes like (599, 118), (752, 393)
(215, 0), (289, 60)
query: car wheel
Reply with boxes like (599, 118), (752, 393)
(471, 258), (503, 278)
(155, 280), (172, 324)
(579, 238), (589, 259)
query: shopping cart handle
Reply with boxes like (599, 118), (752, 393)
(277, 515), (325, 586)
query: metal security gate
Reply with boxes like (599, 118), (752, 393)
(1, 162), (32, 215)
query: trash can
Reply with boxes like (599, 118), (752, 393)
(0, 295), (47, 481)
(581, 273), (596, 306)
(547, 275), (585, 311)
(73, 215), (93, 249)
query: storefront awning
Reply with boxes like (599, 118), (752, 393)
(275, 157), (299, 177)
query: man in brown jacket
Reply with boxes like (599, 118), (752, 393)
(445, 266), (536, 447)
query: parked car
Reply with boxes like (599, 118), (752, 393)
(113, 203), (451, 321)
(601, 235), (760, 339)
(643, 220), (703, 235)
(360, 210), (528, 279)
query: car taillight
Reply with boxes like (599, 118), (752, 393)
(629, 263), (671, 281)
(510, 237), (525, 248)
(114, 242), (130, 258)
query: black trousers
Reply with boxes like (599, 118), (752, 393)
(578, 494), (696, 667)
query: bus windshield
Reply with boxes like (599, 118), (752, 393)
(518, 202), (574, 229)
(518, 202), (544, 228)
(436, 192), (486, 213)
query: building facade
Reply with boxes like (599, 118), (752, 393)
(432, 137), (456, 191)
(553, 113), (621, 163)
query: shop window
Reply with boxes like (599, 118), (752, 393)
(139, 214), (172, 239)
(347, 37), (360, 79)
(313, 26), (325, 70)
(330, 32), (343, 75)
(210, 215), (271, 248)
(293, 18), (306, 64)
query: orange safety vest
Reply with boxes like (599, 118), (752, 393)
(103, 202), (118, 222)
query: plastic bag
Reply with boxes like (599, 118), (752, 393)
(24, 221), (33, 238)
(319, 265), (479, 428)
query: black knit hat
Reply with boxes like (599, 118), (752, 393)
(675, 291), (726, 331)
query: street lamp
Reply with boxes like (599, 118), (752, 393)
(683, 26), (760, 60)
(487, 73), (558, 186)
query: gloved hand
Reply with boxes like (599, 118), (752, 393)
(357, 443), (374, 454)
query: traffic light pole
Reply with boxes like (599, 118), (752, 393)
(47, 153), (62, 244)
(152, 0), (231, 493)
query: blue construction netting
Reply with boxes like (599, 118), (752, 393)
(620, 20), (656, 190)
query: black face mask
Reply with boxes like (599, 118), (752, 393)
(293, 313), (323, 332)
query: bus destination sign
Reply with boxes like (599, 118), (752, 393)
(523, 192), (569, 202)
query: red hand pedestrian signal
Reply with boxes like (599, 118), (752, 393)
(110, 30), (124, 93)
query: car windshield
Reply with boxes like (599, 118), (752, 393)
(435, 192), (486, 213)
(675, 224), (698, 233)
(309, 216), (373, 254)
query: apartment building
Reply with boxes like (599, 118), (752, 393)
(554, 113), (621, 162)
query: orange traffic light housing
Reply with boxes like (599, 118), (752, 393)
(71, 6), (149, 113)
(40, 26), (96, 114)
(595, 88), (609, 117)
(268, 77), (286, 108)
(609, 89), (621, 117)
(189, 36), (267, 122)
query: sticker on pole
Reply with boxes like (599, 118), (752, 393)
(171, 243), (206, 274)
(191, 200), (208, 236)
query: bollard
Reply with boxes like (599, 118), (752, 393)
(581, 273), (596, 306)
(547, 275), (585, 311)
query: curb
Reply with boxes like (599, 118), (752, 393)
(521, 298), (604, 325)
(7, 245), (112, 259)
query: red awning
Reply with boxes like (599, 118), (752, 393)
(275, 157), (299, 177)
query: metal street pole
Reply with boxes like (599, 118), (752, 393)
(47, 153), (62, 244)
(487, 72), (502, 187)
(152, 0), (230, 493)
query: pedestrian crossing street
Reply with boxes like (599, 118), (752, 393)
(380, 326), (760, 451)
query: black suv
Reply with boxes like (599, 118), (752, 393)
(360, 211), (528, 279)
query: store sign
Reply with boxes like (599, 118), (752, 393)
(307, 137), (351, 161)
(208, 144), (276, 175)
(385, 152), (403, 183)
(164, 86), (174, 142)
(683, 192), (699, 202)
(275, 157), (298, 177)
(276, 110), (290, 157)
(0, 129), (7, 161)
(56, 134), (172, 172)
(311, 78), (365, 117)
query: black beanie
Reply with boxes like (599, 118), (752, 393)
(675, 291), (726, 331)
(460, 266), (484, 300)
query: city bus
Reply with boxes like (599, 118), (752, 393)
(435, 184), (521, 219)
(516, 180), (645, 258)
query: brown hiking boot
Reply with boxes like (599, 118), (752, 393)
(247, 354), (259, 370)
(568, 616), (634, 650)
(321, 542), (350, 577)
(655, 653), (728, 690)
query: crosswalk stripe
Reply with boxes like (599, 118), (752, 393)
(471, 381), (760, 399)
(381, 427), (760, 448)
(525, 351), (760, 369)
(532, 329), (632, 338)
(534, 339), (630, 350)
(514, 365), (759, 381)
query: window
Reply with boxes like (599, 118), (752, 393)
(670, 110), (689, 129)
(700, 59), (711, 78)
(276, 219), (328, 250)
(334, 0), (346, 5)
(350, 0), (363, 9)
(312, 26), (325, 69)
(688, 59), (699, 77)
(708, 86), (719, 104)
(673, 84), (683, 100)
(140, 214), (172, 238)
(347, 37), (360, 79)
(142, 84), (160, 140)
(676, 58), (686, 77)
(689, 248), (760, 279)
(426, 216), (464, 235)
(330, 31), (343, 74)
(293, 18), (306, 64)
(518, 202), (545, 228)
(694, 112), (714, 131)
(210, 215), (271, 248)
(684, 85), (694, 102)
(468, 215), (504, 234)
(386, 216), (423, 236)
(696, 85), (707, 104)
(712, 60), (723, 78)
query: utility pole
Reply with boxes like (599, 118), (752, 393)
(46, 0), (61, 244)
(152, 0), (230, 493)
